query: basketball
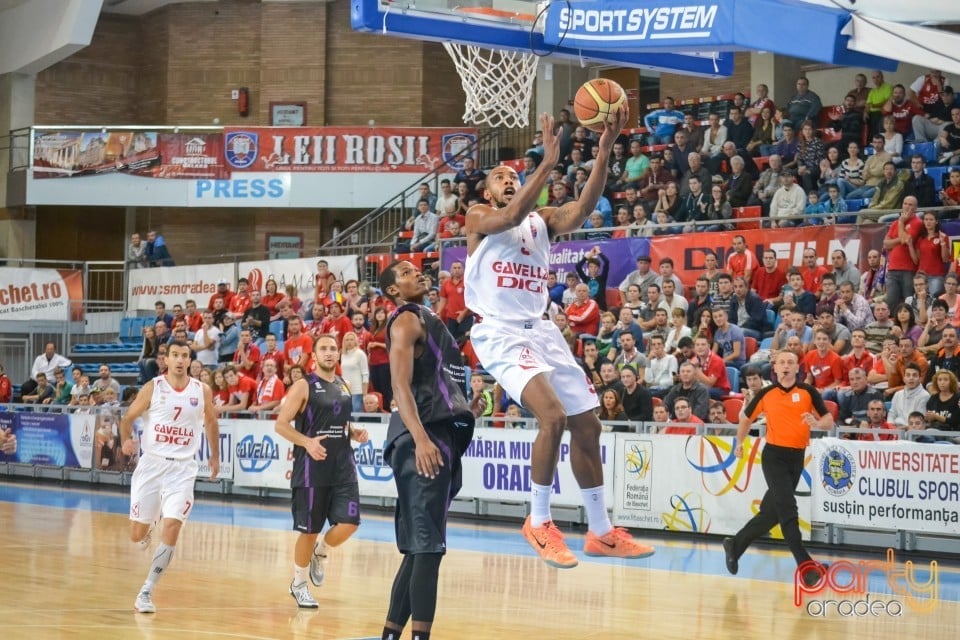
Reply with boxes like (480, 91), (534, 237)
(574, 79), (626, 132)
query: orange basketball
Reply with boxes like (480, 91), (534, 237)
(574, 78), (626, 132)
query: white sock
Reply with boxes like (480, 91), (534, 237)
(315, 538), (328, 558)
(529, 482), (553, 528)
(144, 543), (175, 588)
(581, 486), (613, 536)
(294, 564), (309, 585)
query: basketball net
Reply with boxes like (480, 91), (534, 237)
(442, 43), (539, 129)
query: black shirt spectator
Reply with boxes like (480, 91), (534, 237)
(454, 157), (486, 199)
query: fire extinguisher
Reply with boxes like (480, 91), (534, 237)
(238, 87), (250, 117)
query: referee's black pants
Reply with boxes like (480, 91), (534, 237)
(730, 443), (812, 566)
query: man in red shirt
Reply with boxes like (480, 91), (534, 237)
(854, 399), (897, 441)
(184, 299), (203, 333)
(228, 277), (252, 318)
(219, 365), (258, 413)
(262, 333), (285, 380)
(881, 195), (922, 309)
(725, 235), (755, 282)
(803, 329), (844, 402)
(283, 316), (314, 372)
(208, 279), (235, 311)
(751, 249), (787, 305)
(436, 261), (473, 344)
(319, 301), (352, 346)
(662, 397), (703, 435)
(840, 329), (875, 384)
(248, 358), (285, 413)
(692, 335), (731, 399)
(799, 249), (829, 296)
(350, 312), (372, 352)
(233, 328), (262, 380)
(566, 283), (601, 337)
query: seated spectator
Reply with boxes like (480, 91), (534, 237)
(711, 306), (746, 370)
(663, 362), (710, 420)
(729, 277), (766, 340)
(639, 155), (673, 206)
(940, 168), (960, 206)
(863, 162), (906, 214)
(596, 361), (624, 398)
(747, 106), (776, 156)
(597, 388), (628, 425)
(595, 315), (617, 360)
(888, 362), (930, 427)
(750, 153), (783, 214)
(665, 309), (693, 355)
(850, 399), (897, 441)
(217, 365), (257, 413)
(815, 274), (840, 317)
(769, 170), (806, 228)
(691, 335), (731, 399)
(22, 372), (55, 404)
(867, 336), (901, 394)
(774, 122), (799, 168)
(248, 358), (285, 414)
(741, 366), (771, 427)
(679, 154), (713, 199)
(864, 301), (896, 354)
(925, 369), (960, 431)
(402, 199), (439, 252)
(804, 329), (844, 401)
(779, 269), (817, 320)
(837, 367), (882, 426)
(814, 309), (850, 355)
(644, 97), (685, 144)
(902, 155), (937, 208)
(619, 365), (653, 422)
(661, 397), (703, 435)
(567, 283), (601, 337)
(50, 367), (73, 405)
(621, 140), (651, 188)
(924, 325), (960, 385)
(701, 112), (728, 158)
(708, 400), (729, 425)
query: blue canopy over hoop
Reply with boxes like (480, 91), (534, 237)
(350, 0), (736, 78)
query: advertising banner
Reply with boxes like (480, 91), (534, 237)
(127, 262), (235, 310)
(187, 172), (291, 207)
(0, 268), (84, 322)
(613, 434), (814, 538)
(353, 422), (397, 498)
(197, 422), (234, 481)
(460, 430), (616, 507)
(33, 130), (161, 178)
(238, 256), (360, 304)
(443, 224), (886, 292)
(811, 438), (960, 535)
(222, 126), (477, 173)
(232, 420), (292, 489)
(0, 412), (85, 467)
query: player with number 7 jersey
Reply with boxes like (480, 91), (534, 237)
(120, 339), (221, 614)
(274, 333), (369, 609)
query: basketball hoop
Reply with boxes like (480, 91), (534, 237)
(443, 43), (539, 129)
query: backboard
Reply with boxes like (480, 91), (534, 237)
(350, 0), (735, 78)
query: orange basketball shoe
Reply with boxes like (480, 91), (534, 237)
(522, 516), (579, 569)
(584, 527), (656, 559)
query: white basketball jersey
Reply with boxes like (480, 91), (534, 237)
(141, 376), (206, 459)
(464, 212), (551, 323)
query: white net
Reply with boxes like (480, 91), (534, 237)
(443, 42), (540, 129)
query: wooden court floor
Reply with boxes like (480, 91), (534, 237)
(0, 481), (957, 640)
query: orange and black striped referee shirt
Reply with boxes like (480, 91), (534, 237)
(743, 381), (828, 449)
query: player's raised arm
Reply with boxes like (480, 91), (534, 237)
(541, 104), (628, 235)
(465, 112), (560, 239)
(120, 380), (154, 456)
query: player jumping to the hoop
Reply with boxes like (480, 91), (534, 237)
(464, 109), (655, 568)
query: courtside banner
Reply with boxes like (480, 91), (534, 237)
(0, 412), (83, 467)
(127, 263), (235, 310)
(69, 413), (96, 470)
(460, 430), (616, 507)
(238, 256), (359, 304)
(197, 422), (234, 481)
(811, 438), (960, 535)
(0, 268), (84, 322)
(353, 421), (397, 498)
(222, 127), (477, 173)
(612, 434), (813, 538)
(231, 420), (292, 489)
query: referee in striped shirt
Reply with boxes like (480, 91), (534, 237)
(723, 350), (833, 584)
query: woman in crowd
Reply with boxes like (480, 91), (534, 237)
(597, 388), (627, 424)
(925, 370), (960, 431)
(263, 279), (285, 321)
(366, 306), (392, 410)
(339, 331), (370, 413)
(916, 211), (950, 298)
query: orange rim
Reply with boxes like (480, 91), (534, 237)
(456, 6), (537, 23)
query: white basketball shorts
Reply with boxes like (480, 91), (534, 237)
(470, 317), (599, 416)
(129, 452), (199, 524)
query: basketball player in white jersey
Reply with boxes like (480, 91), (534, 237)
(464, 109), (655, 568)
(120, 339), (220, 613)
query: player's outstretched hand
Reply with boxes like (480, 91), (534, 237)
(305, 435), (328, 461)
(121, 438), (137, 457)
(350, 428), (369, 444)
(415, 436), (444, 479)
(600, 103), (629, 149)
